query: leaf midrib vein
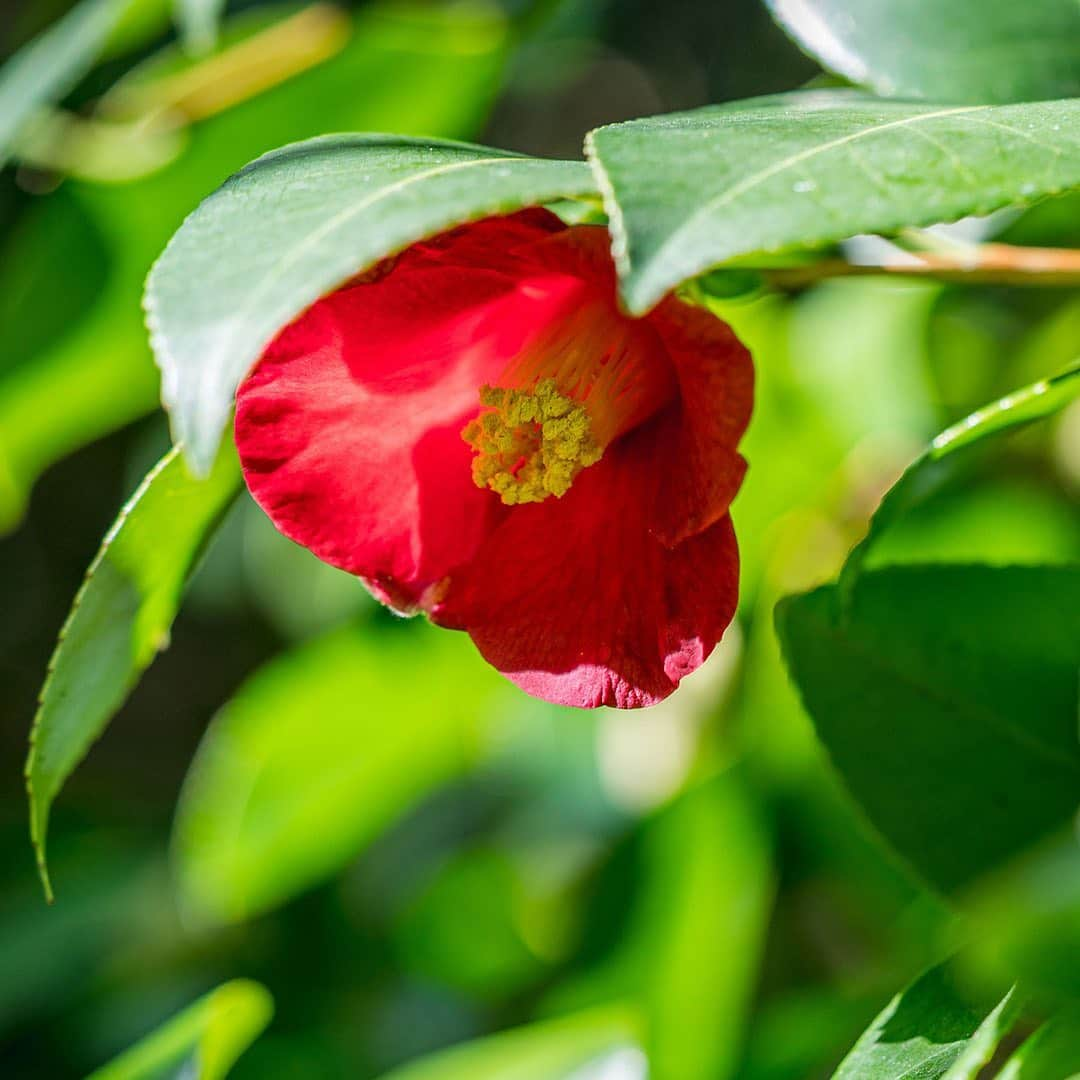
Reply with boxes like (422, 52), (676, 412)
(639, 104), (986, 279)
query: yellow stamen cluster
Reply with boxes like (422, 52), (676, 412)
(462, 378), (602, 505)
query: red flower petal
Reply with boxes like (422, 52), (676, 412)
(434, 420), (740, 709)
(235, 212), (594, 611)
(646, 296), (754, 546)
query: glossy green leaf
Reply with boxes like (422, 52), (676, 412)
(998, 1006), (1080, 1080)
(86, 979), (273, 1080)
(832, 964), (1019, 1080)
(375, 1007), (641, 1080)
(776, 565), (1080, 892)
(765, 0), (1080, 104)
(26, 445), (241, 900)
(146, 137), (596, 474)
(172, 621), (511, 925)
(586, 91), (1080, 313)
(842, 362), (1080, 589)
(0, 0), (133, 169)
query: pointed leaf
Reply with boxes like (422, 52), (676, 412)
(765, 0), (1080, 104)
(26, 444), (241, 899)
(586, 91), (1080, 313)
(146, 137), (597, 472)
(86, 979), (272, 1080)
(833, 964), (1019, 1080)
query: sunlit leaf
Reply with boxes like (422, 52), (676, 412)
(147, 136), (596, 473)
(26, 445), (241, 900)
(765, 0), (1080, 104)
(375, 1007), (642, 1080)
(172, 621), (512, 925)
(85, 979), (273, 1080)
(776, 565), (1080, 892)
(832, 963), (1019, 1080)
(586, 91), (1080, 313)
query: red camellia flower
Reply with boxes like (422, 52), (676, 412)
(234, 209), (753, 708)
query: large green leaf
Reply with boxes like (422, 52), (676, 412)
(586, 91), (1080, 313)
(172, 621), (514, 925)
(375, 1007), (641, 1080)
(776, 565), (1080, 892)
(832, 964), (1019, 1080)
(26, 445), (241, 900)
(765, 0), (1080, 104)
(85, 979), (273, 1080)
(146, 137), (596, 473)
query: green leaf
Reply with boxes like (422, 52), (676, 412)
(765, 0), (1080, 104)
(585, 91), (1080, 314)
(998, 1005), (1080, 1080)
(832, 964), (1019, 1080)
(26, 445), (241, 901)
(85, 979), (273, 1080)
(172, 621), (513, 925)
(776, 565), (1080, 893)
(374, 1007), (641, 1080)
(0, 0), (152, 169)
(146, 137), (596, 473)
(842, 362), (1080, 589)
(174, 0), (225, 54)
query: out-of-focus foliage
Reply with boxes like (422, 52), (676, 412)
(2, 0), (1079, 1078)
(86, 979), (273, 1080)
(764, 0), (1080, 103)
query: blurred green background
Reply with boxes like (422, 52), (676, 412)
(1, 1), (1078, 1077)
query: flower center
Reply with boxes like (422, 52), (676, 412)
(462, 279), (675, 505)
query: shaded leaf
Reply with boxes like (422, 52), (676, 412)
(146, 136), (596, 472)
(776, 565), (1080, 892)
(26, 445), (241, 900)
(86, 979), (273, 1080)
(586, 91), (1080, 313)
(375, 1007), (642, 1080)
(172, 622), (512, 925)
(832, 964), (1019, 1080)
(765, 0), (1080, 104)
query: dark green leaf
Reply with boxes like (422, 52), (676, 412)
(85, 979), (272, 1080)
(832, 964), (1019, 1080)
(146, 137), (596, 473)
(586, 91), (1080, 313)
(776, 565), (1080, 892)
(26, 445), (241, 900)
(765, 0), (1080, 104)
